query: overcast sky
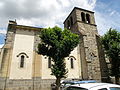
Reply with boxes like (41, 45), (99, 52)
(0, 0), (120, 47)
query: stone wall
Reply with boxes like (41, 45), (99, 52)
(96, 35), (110, 82)
(0, 48), (12, 77)
(0, 77), (55, 90)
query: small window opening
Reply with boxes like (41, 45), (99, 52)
(86, 14), (90, 23)
(81, 12), (86, 22)
(20, 55), (24, 68)
(48, 57), (51, 68)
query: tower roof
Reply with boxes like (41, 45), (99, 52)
(63, 7), (94, 24)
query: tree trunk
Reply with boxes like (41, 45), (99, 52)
(115, 76), (119, 84)
(55, 77), (61, 90)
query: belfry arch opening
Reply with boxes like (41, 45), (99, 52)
(86, 14), (90, 23)
(81, 12), (85, 22)
(70, 16), (73, 26)
(67, 20), (70, 29)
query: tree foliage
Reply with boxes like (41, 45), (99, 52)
(37, 26), (79, 89)
(101, 28), (120, 83)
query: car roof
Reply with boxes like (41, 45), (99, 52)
(62, 80), (97, 84)
(70, 83), (120, 89)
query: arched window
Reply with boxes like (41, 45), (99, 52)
(20, 55), (24, 68)
(67, 20), (70, 29)
(70, 58), (74, 68)
(86, 14), (90, 23)
(48, 57), (51, 68)
(81, 12), (85, 22)
(68, 56), (76, 69)
(70, 17), (73, 26)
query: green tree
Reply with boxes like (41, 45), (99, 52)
(37, 26), (79, 89)
(101, 28), (120, 84)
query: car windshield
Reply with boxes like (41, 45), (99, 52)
(66, 86), (88, 90)
(110, 87), (120, 90)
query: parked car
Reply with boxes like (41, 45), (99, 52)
(60, 80), (97, 90)
(64, 83), (120, 90)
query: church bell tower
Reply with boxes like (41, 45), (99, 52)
(64, 7), (103, 80)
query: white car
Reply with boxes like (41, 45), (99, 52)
(61, 80), (97, 89)
(65, 83), (120, 90)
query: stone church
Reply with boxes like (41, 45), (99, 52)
(0, 7), (109, 90)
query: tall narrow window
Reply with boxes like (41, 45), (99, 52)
(67, 20), (70, 29)
(48, 57), (51, 68)
(81, 12), (85, 22)
(20, 55), (24, 68)
(70, 17), (73, 26)
(70, 58), (74, 69)
(86, 14), (90, 23)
